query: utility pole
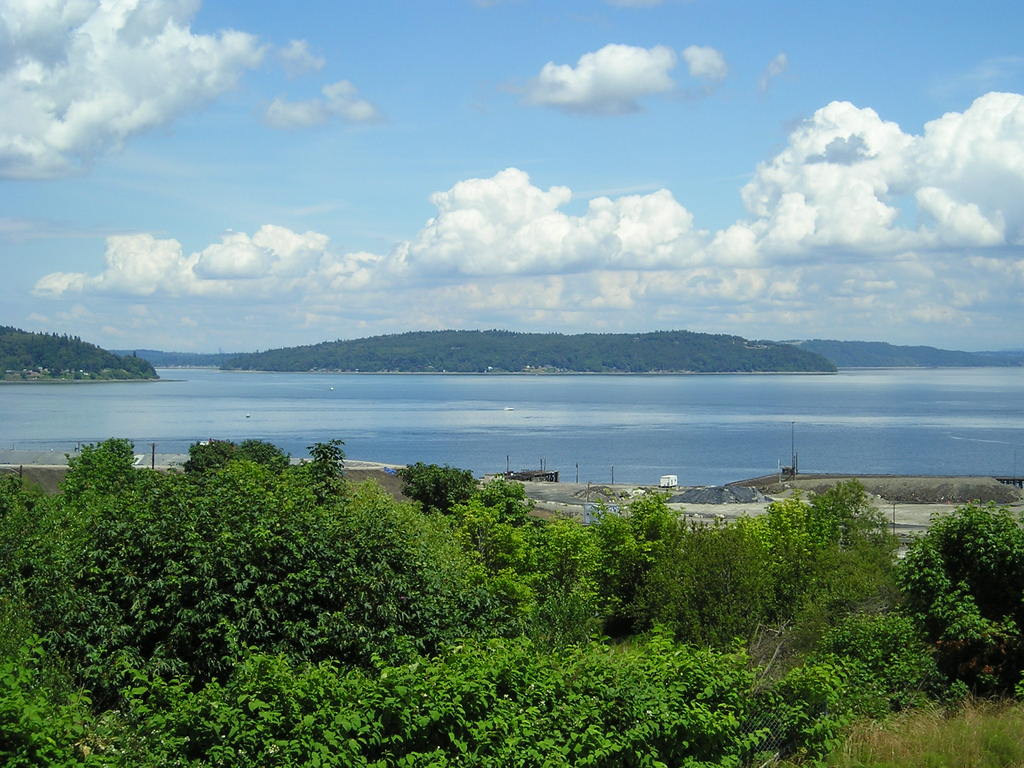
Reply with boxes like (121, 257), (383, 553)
(151, 442), (156, 470)
(575, 462), (579, 483)
(611, 465), (615, 485)
(791, 421), (796, 475)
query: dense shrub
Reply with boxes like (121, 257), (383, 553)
(183, 438), (290, 474)
(0, 639), (127, 767)
(813, 613), (942, 716)
(899, 502), (1024, 693)
(123, 635), (809, 768)
(10, 444), (503, 701)
(398, 462), (478, 514)
(589, 482), (897, 650)
(2, 444), (992, 765)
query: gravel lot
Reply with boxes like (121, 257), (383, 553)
(519, 474), (1024, 541)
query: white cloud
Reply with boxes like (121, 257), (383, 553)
(0, 0), (264, 178)
(33, 225), (342, 299)
(914, 91), (1024, 244)
(729, 93), (1024, 259)
(915, 187), (1004, 246)
(278, 39), (325, 76)
(30, 93), (1024, 347)
(758, 52), (788, 92)
(265, 79), (380, 128)
(681, 45), (727, 82)
(395, 168), (705, 275)
(524, 44), (676, 114)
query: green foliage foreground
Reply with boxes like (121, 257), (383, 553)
(3, 439), (1024, 765)
(4, 633), (828, 767)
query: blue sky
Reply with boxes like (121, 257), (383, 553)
(2, 0), (1023, 352)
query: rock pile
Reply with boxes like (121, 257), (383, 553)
(668, 485), (772, 505)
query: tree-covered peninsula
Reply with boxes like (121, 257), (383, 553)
(0, 326), (157, 381)
(788, 339), (1024, 368)
(222, 329), (837, 373)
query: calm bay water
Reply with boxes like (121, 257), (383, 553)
(2, 367), (1023, 485)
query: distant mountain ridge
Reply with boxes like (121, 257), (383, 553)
(787, 339), (1024, 368)
(218, 329), (837, 374)
(1, 326), (157, 381)
(111, 349), (236, 367)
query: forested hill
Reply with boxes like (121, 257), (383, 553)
(0, 326), (157, 381)
(788, 339), (1024, 368)
(221, 329), (837, 373)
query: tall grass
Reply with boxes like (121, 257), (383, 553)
(824, 699), (1024, 768)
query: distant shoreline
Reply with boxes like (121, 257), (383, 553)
(0, 377), (161, 385)
(214, 368), (837, 376)
(198, 365), (1021, 375)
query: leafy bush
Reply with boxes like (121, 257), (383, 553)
(591, 482), (896, 650)
(14, 458), (502, 700)
(61, 438), (138, 501)
(813, 613), (942, 716)
(591, 492), (684, 637)
(899, 503), (1024, 693)
(638, 519), (774, 647)
(0, 444), (973, 764)
(398, 462), (478, 514)
(0, 639), (126, 766)
(183, 438), (290, 474)
(124, 635), (806, 768)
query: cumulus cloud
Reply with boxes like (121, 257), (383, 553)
(33, 225), (358, 299)
(394, 168), (705, 275)
(758, 52), (788, 92)
(265, 80), (381, 128)
(31, 93), (1024, 345)
(0, 0), (264, 178)
(681, 45), (727, 82)
(524, 44), (676, 114)
(733, 91), (1024, 257)
(278, 39), (325, 76)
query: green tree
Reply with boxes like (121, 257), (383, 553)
(183, 439), (236, 474)
(725, 482), (898, 656)
(532, 518), (601, 645)
(183, 439), (290, 474)
(591, 492), (684, 637)
(236, 439), (290, 472)
(61, 438), (137, 500)
(637, 520), (774, 647)
(14, 461), (501, 702)
(473, 476), (533, 523)
(304, 439), (346, 503)
(398, 462), (478, 514)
